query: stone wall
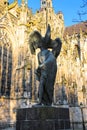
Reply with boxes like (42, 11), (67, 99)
(0, 98), (10, 128)
(69, 107), (87, 130)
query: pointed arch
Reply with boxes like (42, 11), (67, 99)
(0, 23), (17, 50)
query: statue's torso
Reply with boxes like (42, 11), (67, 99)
(38, 49), (50, 64)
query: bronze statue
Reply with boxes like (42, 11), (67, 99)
(29, 25), (62, 106)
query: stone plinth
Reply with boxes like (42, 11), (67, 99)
(16, 106), (70, 130)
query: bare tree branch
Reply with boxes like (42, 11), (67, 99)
(72, 0), (87, 23)
(80, 0), (87, 8)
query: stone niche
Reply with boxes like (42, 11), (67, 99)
(16, 107), (70, 130)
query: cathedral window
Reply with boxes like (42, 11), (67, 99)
(42, 1), (46, 5)
(1, 46), (7, 95)
(44, 1), (46, 4)
(0, 30), (12, 97)
(59, 15), (63, 20)
(4, 1), (9, 5)
(6, 48), (12, 96)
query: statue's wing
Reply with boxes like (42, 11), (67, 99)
(29, 31), (42, 54)
(50, 38), (62, 58)
(44, 24), (51, 44)
(42, 24), (51, 48)
(44, 24), (62, 58)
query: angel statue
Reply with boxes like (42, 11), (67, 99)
(29, 24), (62, 106)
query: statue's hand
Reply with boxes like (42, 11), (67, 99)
(35, 67), (41, 74)
(39, 64), (45, 69)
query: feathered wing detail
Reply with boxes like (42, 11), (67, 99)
(50, 38), (62, 58)
(29, 31), (42, 54)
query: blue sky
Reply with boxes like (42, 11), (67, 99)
(8, 0), (87, 27)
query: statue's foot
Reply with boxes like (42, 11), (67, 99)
(32, 102), (52, 107)
(36, 103), (42, 106)
(32, 102), (44, 107)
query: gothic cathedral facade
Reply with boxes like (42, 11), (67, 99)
(0, 0), (87, 123)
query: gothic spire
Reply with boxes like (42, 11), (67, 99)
(21, 0), (27, 5)
(41, 0), (53, 9)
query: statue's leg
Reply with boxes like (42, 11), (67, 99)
(38, 76), (46, 104)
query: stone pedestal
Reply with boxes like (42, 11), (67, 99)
(16, 106), (70, 130)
